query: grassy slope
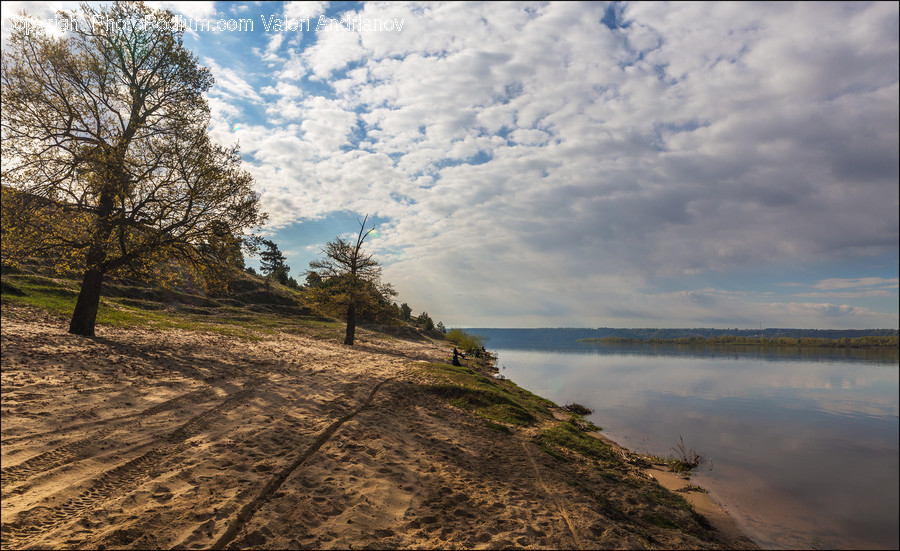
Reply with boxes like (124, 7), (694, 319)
(1, 263), (347, 340)
(412, 357), (720, 541)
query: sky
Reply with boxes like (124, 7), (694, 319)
(2, 1), (898, 329)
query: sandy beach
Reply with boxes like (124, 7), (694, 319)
(1, 305), (758, 550)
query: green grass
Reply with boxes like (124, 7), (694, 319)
(567, 414), (602, 432)
(646, 489), (693, 510)
(418, 362), (555, 427)
(666, 435), (705, 473)
(418, 359), (622, 468)
(536, 420), (618, 463)
(1, 273), (81, 316)
(541, 446), (569, 462)
(0, 264), (345, 340)
(429, 383), (538, 426)
(533, 418), (716, 540)
(483, 421), (513, 434)
(368, 366), (712, 537)
(642, 512), (679, 529)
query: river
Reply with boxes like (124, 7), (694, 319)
(489, 342), (899, 550)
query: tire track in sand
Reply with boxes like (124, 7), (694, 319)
(0, 382), (259, 550)
(210, 377), (394, 551)
(522, 441), (582, 550)
(1, 388), (217, 490)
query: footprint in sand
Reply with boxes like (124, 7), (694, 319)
(151, 486), (174, 503)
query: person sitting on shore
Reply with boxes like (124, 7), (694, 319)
(452, 347), (463, 366)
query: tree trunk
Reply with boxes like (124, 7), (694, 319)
(69, 185), (115, 337)
(69, 267), (105, 336)
(344, 301), (357, 345)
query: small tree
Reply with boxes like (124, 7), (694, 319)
(418, 312), (435, 331)
(400, 302), (413, 321)
(309, 214), (391, 345)
(258, 238), (290, 288)
(305, 271), (323, 288)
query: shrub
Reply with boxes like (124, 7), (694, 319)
(563, 402), (594, 416)
(668, 435), (705, 472)
(445, 328), (485, 353)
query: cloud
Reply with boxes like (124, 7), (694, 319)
(202, 58), (264, 103)
(147, 1), (217, 20)
(795, 291), (892, 299)
(1, 1), (81, 40)
(284, 1), (328, 21)
(11, 1), (891, 328)
(223, 2), (896, 327)
(302, 22), (367, 80)
(811, 278), (899, 291)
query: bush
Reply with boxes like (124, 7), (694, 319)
(668, 435), (705, 472)
(417, 311), (435, 331)
(563, 402), (594, 416)
(445, 328), (485, 353)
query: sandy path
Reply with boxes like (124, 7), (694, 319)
(1, 306), (757, 550)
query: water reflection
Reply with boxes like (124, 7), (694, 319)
(495, 346), (899, 550)
(524, 341), (899, 364)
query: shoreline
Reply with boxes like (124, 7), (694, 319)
(583, 428), (753, 546)
(493, 353), (755, 547)
(1, 305), (759, 549)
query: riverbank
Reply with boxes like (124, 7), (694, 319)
(1, 305), (758, 549)
(578, 335), (899, 349)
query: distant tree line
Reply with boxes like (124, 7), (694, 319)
(579, 335), (899, 349)
(469, 328), (899, 351)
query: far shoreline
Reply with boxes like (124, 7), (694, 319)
(577, 335), (899, 349)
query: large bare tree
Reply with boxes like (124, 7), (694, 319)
(1, 1), (265, 336)
(308, 215), (395, 345)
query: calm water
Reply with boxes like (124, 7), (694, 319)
(493, 344), (899, 550)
